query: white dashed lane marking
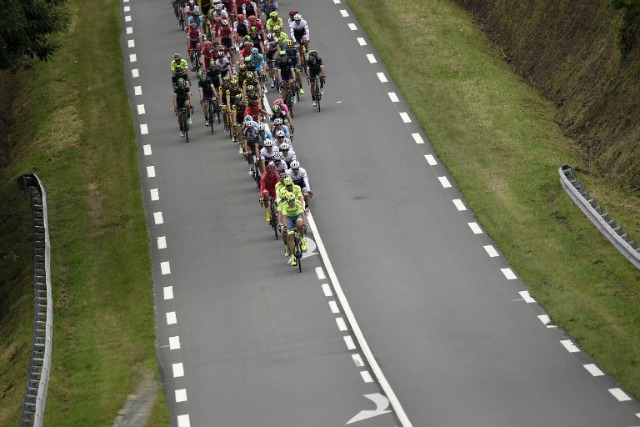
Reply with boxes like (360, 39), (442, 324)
(609, 388), (631, 402)
(501, 268), (517, 280)
(468, 222), (483, 234)
(424, 155), (437, 165)
(125, 15), (132, 22)
(387, 92), (399, 103)
(161, 261), (171, 275)
(163, 286), (173, 300)
(132, 68), (139, 78)
(166, 312), (177, 325)
(377, 72), (388, 83)
(366, 54), (377, 64)
(127, 39), (135, 48)
(399, 112), (411, 123)
(134, 85), (142, 95)
(177, 414), (191, 427)
(360, 370), (374, 383)
(140, 123), (148, 134)
(315, 267), (326, 280)
(321, 283), (333, 297)
(340, 9), (348, 17)
(150, 188), (159, 201)
(438, 176), (452, 188)
(452, 199), (466, 211)
(483, 245), (499, 257)
(333, 0), (340, 3)
(413, 133), (425, 145)
(352, 354), (364, 367)
(172, 363), (185, 378)
(175, 389), (188, 403)
(357, 37), (367, 46)
(560, 340), (580, 353)
(124, 5), (130, 11)
(126, 27), (133, 34)
(153, 211), (164, 224)
(143, 144), (152, 155)
(158, 236), (167, 249)
(129, 53), (137, 63)
(344, 336), (356, 351)
(137, 104), (145, 114)
(583, 364), (604, 377)
(329, 300), (340, 314)
(169, 336), (181, 350)
(519, 291), (536, 303)
(348, 23), (357, 31)
(336, 317), (348, 331)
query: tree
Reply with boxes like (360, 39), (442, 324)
(0, 0), (70, 70)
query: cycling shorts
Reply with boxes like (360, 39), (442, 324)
(263, 187), (277, 199)
(176, 98), (189, 109)
(286, 214), (302, 230)
(293, 179), (306, 189)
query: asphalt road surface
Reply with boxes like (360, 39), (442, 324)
(120, 0), (640, 426)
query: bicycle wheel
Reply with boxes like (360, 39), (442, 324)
(270, 203), (278, 239)
(209, 103), (215, 135)
(317, 92), (321, 112)
(295, 234), (302, 273)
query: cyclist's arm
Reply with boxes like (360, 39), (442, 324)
(303, 173), (310, 192)
(173, 92), (177, 109)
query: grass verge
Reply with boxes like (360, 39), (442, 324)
(348, 0), (640, 399)
(0, 0), (169, 425)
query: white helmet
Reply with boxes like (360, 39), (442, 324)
(294, 13), (302, 21)
(264, 139), (273, 147)
(290, 160), (300, 169)
(279, 142), (290, 150)
(244, 115), (253, 123)
(273, 152), (282, 160)
(273, 118), (283, 125)
(258, 123), (266, 131)
(275, 130), (285, 137)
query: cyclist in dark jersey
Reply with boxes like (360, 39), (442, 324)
(173, 78), (193, 137)
(306, 50), (325, 106)
(197, 70), (217, 126)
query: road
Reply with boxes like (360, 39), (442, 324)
(120, 0), (640, 425)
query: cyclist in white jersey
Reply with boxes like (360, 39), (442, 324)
(289, 14), (309, 50)
(278, 142), (297, 167)
(259, 139), (280, 172)
(272, 152), (288, 174)
(286, 160), (312, 209)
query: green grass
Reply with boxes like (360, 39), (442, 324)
(0, 0), (169, 425)
(348, 0), (640, 398)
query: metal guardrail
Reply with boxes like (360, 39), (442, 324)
(20, 174), (53, 427)
(559, 165), (640, 270)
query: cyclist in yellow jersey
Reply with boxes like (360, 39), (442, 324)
(278, 192), (307, 265)
(266, 12), (283, 33)
(171, 53), (189, 75)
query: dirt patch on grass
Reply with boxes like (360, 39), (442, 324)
(112, 367), (159, 427)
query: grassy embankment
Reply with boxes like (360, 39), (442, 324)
(0, 0), (169, 425)
(348, 0), (640, 399)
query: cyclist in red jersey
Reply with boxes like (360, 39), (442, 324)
(187, 23), (202, 70)
(200, 40), (216, 70)
(259, 162), (280, 222)
(244, 99), (268, 122)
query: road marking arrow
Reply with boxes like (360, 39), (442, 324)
(347, 393), (392, 424)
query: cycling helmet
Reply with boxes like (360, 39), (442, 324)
(272, 104), (281, 112)
(192, 7), (200, 15)
(273, 25), (281, 31)
(308, 50), (318, 58)
(276, 130), (285, 137)
(283, 177), (293, 186)
(266, 33), (275, 41)
(273, 118), (283, 125)
(272, 99), (283, 106)
(294, 13), (302, 21)
(290, 160), (300, 169)
(238, 63), (246, 71)
(279, 50), (286, 56)
(217, 51), (225, 58)
(177, 78), (186, 86)
(273, 152), (282, 160)
(244, 0), (252, 4)
(243, 35), (252, 42)
(246, 85), (255, 91)
(264, 139), (273, 147)
(266, 162), (276, 171)
(257, 123), (266, 131)
(251, 47), (258, 55)
(289, 10), (298, 18)
(244, 115), (253, 123)
(279, 172), (287, 181)
(269, 11), (278, 18)
(248, 15), (257, 22)
(204, 40), (212, 47)
(173, 53), (182, 61)
(279, 142), (290, 150)
(214, 3), (222, 9)
(237, 14), (244, 20)
(285, 192), (296, 201)
(244, 55), (252, 62)
(222, 75), (231, 82)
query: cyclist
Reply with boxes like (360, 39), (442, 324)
(171, 53), (189, 76)
(248, 25), (265, 53)
(272, 25), (288, 50)
(278, 191), (307, 266)
(247, 47), (266, 89)
(219, 0), (237, 23)
(197, 70), (217, 126)
(272, 152), (288, 175)
(213, 50), (232, 77)
(231, 92), (247, 144)
(278, 141), (297, 167)
(200, 40), (216, 70)
(242, 115), (260, 170)
(172, 0), (184, 26)
(219, 75), (233, 130)
(248, 15), (264, 37)
(173, 78), (193, 137)
(306, 50), (326, 107)
(188, 7), (203, 31)
(265, 10), (282, 32)
(271, 102), (293, 131)
(259, 138), (279, 173)
(289, 13), (310, 54)
(244, 98), (268, 122)
(198, 0), (212, 21)
(206, 61), (223, 91)
(240, 0), (258, 18)
(259, 161), (280, 222)
(284, 39), (303, 94)
(257, 122), (272, 143)
(275, 50), (296, 105)
(187, 22), (203, 70)
(261, 0), (278, 23)
(215, 19), (235, 63)
(264, 33), (280, 88)
(210, 2), (229, 21)
(286, 160), (312, 209)
(234, 14), (249, 46)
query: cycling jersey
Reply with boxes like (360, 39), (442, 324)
(241, 1), (258, 17)
(171, 58), (189, 72)
(285, 47), (299, 67)
(214, 58), (231, 76)
(235, 20), (248, 38)
(199, 0), (211, 15)
(286, 167), (310, 190)
(279, 199), (304, 217)
(221, 0), (236, 14)
(261, 2), (278, 18)
(259, 171), (280, 197)
(307, 57), (324, 77)
(272, 31), (289, 48)
(188, 16), (203, 31)
(198, 77), (215, 99)
(206, 67), (222, 88)
(289, 19), (309, 42)
(274, 160), (287, 173)
(244, 105), (263, 122)
(279, 148), (297, 166)
(248, 53), (264, 72)
(266, 17), (283, 33)
(259, 145), (280, 161)
(174, 86), (191, 108)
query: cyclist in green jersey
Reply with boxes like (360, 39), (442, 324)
(278, 191), (307, 265)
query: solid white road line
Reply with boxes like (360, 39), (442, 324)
(143, 144), (152, 155)
(560, 340), (580, 353)
(306, 212), (413, 426)
(468, 222), (483, 234)
(452, 199), (466, 211)
(519, 290), (536, 303)
(583, 364), (604, 377)
(153, 211), (164, 224)
(163, 286), (173, 300)
(377, 72), (388, 83)
(172, 363), (185, 378)
(609, 388), (631, 401)
(169, 336), (181, 350)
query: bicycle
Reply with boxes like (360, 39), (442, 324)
(175, 107), (191, 142)
(203, 98), (219, 135)
(189, 48), (201, 73)
(309, 76), (325, 112)
(281, 81), (295, 117)
(292, 229), (303, 272)
(260, 196), (279, 240)
(177, 3), (185, 30)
